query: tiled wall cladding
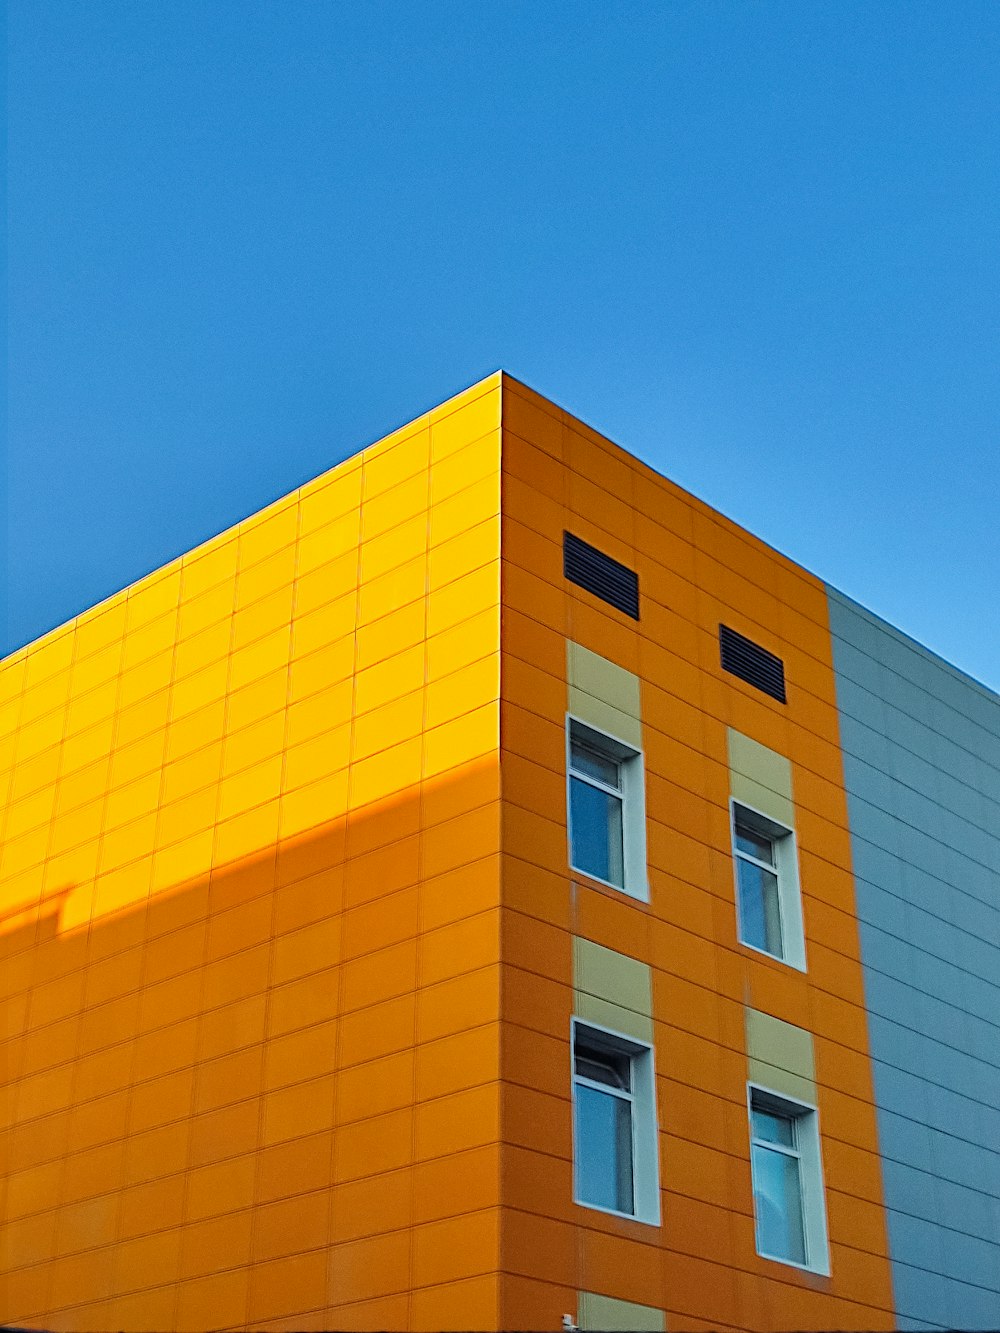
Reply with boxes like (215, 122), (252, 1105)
(828, 591), (1000, 1332)
(0, 379), (504, 1331)
(496, 380), (896, 1331)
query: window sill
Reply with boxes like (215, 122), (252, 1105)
(756, 1246), (830, 1278)
(573, 1196), (661, 1228)
(738, 937), (807, 973)
(570, 862), (650, 904)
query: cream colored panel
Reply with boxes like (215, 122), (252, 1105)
(728, 728), (795, 826)
(567, 641), (642, 747)
(578, 1292), (665, 1332)
(574, 938), (653, 1041)
(576, 992), (653, 1044)
(748, 1057), (815, 1103)
(574, 938), (652, 1013)
(567, 688), (641, 748)
(746, 1007), (816, 1101)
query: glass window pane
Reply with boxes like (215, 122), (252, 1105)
(752, 1108), (795, 1147)
(571, 742), (620, 789)
(735, 821), (775, 865)
(752, 1142), (806, 1264)
(575, 1048), (631, 1091)
(570, 777), (624, 887)
(737, 859), (783, 956)
(575, 1083), (634, 1215)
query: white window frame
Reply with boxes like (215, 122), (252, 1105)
(571, 1018), (660, 1226)
(747, 1083), (829, 1275)
(729, 798), (806, 971)
(567, 716), (648, 902)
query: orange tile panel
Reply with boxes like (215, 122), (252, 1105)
(502, 962), (570, 1039)
(413, 1082), (500, 1163)
(327, 1228), (410, 1304)
(410, 1275), (500, 1333)
(502, 803), (564, 877)
(342, 885), (418, 960)
(421, 759), (499, 831)
(502, 907), (570, 985)
(344, 826), (421, 911)
(663, 1251), (741, 1328)
(502, 855), (572, 932)
(339, 993), (415, 1068)
(339, 939), (415, 1015)
(333, 1106), (413, 1184)
(501, 475), (566, 549)
(335, 1049), (414, 1126)
(249, 1250), (329, 1325)
(330, 1168), (412, 1244)
(411, 1206), (500, 1288)
(193, 1046), (262, 1116)
(577, 1226), (665, 1308)
(256, 1129), (334, 1203)
(416, 1023), (500, 1102)
(205, 895), (274, 965)
(418, 909), (501, 986)
(416, 966), (499, 1045)
(174, 1266), (249, 1332)
(129, 1069), (195, 1135)
(262, 1075), (336, 1146)
(500, 1083), (571, 1161)
(266, 969), (339, 1042)
(48, 1247), (116, 1314)
(500, 1022), (566, 1100)
(186, 1098), (259, 1170)
(131, 1018), (199, 1086)
(326, 1293), (410, 1333)
(253, 1188), (331, 1261)
(420, 798), (500, 879)
(502, 1143), (573, 1222)
(418, 854), (501, 933)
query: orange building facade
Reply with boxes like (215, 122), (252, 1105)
(6, 373), (990, 1330)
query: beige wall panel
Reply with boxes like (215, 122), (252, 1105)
(574, 937), (652, 1015)
(575, 992), (654, 1044)
(578, 1291), (665, 1332)
(730, 770), (795, 827)
(567, 687), (641, 748)
(728, 728), (795, 825)
(746, 1007), (816, 1101)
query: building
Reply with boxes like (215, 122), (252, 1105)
(1, 372), (998, 1332)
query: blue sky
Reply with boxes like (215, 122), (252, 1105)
(8, 1), (1000, 691)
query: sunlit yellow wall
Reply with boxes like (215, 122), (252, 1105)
(1, 377), (502, 1332)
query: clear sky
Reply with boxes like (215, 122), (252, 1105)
(8, 1), (1000, 692)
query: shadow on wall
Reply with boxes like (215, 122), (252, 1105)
(2, 755), (506, 1333)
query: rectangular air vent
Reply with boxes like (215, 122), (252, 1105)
(720, 624), (787, 703)
(564, 532), (640, 620)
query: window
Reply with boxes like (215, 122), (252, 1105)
(748, 1087), (829, 1273)
(567, 719), (647, 901)
(731, 802), (805, 970)
(572, 1021), (660, 1224)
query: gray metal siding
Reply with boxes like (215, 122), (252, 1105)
(828, 588), (1000, 1330)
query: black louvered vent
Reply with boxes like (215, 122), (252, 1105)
(563, 532), (640, 620)
(720, 625), (787, 703)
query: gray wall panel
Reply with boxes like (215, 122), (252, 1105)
(828, 588), (1000, 1329)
